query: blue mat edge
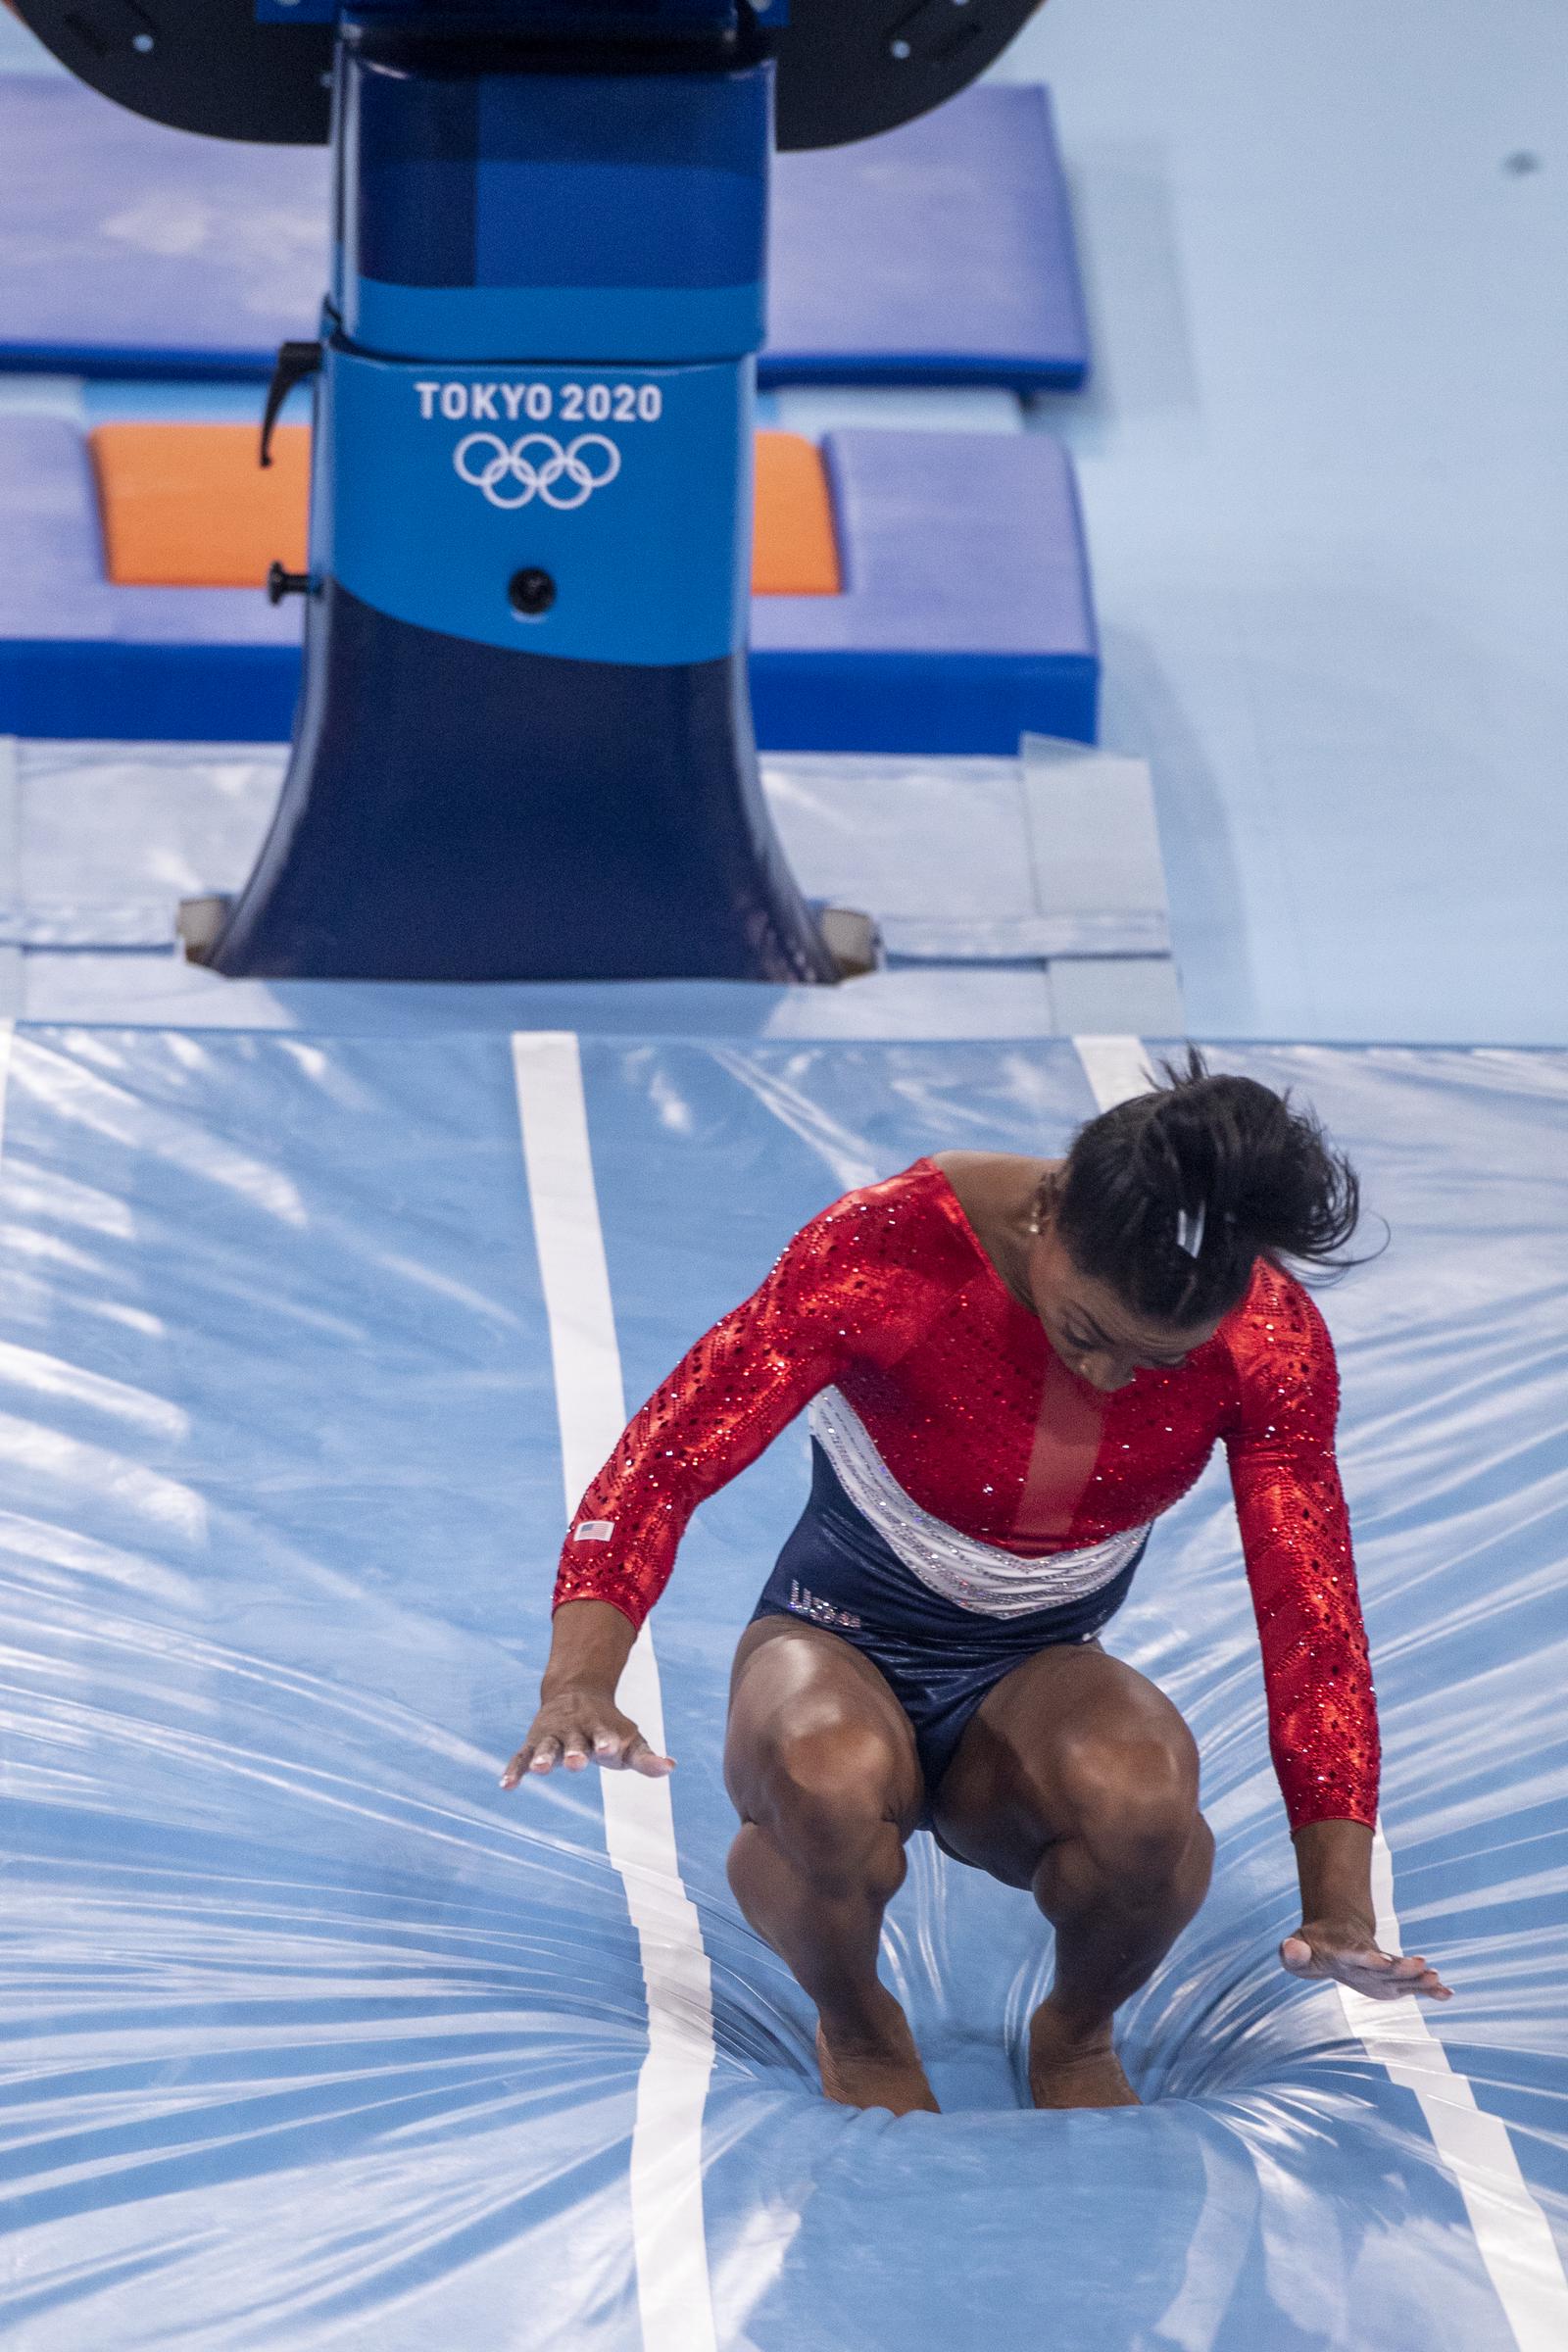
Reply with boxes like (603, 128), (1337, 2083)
(0, 640), (1099, 753)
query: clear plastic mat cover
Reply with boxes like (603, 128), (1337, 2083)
(0, 1028), (1563, 2348)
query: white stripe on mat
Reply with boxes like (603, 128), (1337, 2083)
(1072, 1033), (1156, 1112)
(1073, 1033), (1568, 2352)
(513, 1033), (717, 2352)
(1342, 1843), (1568, 2349)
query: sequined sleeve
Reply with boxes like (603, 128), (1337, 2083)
(1225, 1274), (1381, 1831)
(552, 1170), (973, 1630)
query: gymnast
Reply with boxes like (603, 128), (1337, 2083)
(503, 1054), (1451, 2114)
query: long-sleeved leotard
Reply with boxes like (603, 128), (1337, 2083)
(554, 1159), (1379, 1830)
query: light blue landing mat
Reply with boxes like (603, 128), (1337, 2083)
(0, 1029), (1564, 2346)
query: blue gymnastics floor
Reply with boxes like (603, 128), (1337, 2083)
(1, 1023), (1564, 2346)
(1003, 1), (1568, 1047)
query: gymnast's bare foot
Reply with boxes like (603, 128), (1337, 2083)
(1028, 2000), (1141, 2109)
(816, 1993), (940, 2114)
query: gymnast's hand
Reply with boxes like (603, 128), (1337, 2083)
(499, 1693), (674, 1786)
(1279, 1918), (1453, 2001)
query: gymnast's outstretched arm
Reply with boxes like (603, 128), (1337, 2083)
(1228, 1282), (1451, 2002)
(502, 1178), (956, 1788)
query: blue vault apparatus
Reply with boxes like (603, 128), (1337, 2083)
(16, 0), (1046, 981)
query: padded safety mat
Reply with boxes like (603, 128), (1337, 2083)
(0, 77), (1088, 390)
(0, 1027), (1564, 2346)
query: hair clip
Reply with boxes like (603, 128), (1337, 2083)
(1175, 1201), (1206, 1259)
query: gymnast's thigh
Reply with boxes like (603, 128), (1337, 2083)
(724, 1614), (927, 1839)
(928, 1642), (1201, 1889)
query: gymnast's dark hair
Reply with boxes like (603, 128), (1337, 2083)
(1051, 1049), (1367, 1326)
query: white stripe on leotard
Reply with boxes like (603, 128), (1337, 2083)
(808, 1384), (1149, 1621)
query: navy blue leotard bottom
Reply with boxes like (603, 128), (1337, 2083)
(750, 1441), (1148, 1815)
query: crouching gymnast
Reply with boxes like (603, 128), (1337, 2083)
(503, 1054), (1451, 2113)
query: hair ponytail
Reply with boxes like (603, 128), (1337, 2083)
(1054, 1049), (1369, 1325)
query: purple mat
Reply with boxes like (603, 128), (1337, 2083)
(767, 87), (1088, 388)
(0, 76), (1087, 389)
(753, 429), (1099, 747)
(0, 416), (1097, 752)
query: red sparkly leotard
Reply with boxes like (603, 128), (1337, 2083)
(555, 1160), (1379, 1829)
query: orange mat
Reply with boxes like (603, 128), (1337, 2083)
(751, 430), (841, 595)
(93, 424), (313, 590)
(90, 422), (841, 597)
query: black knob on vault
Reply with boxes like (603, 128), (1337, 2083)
(509, 568), (557, 618)
(267, 563), (314, 605)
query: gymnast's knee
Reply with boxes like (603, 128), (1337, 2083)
(1050, 1716), (1207, 1886)
(736, 1719), (911, 1898)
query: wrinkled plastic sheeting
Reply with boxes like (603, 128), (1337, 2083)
(0, 1029), (1564, 2349)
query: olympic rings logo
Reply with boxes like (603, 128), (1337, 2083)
(453, 431), (621, 511)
